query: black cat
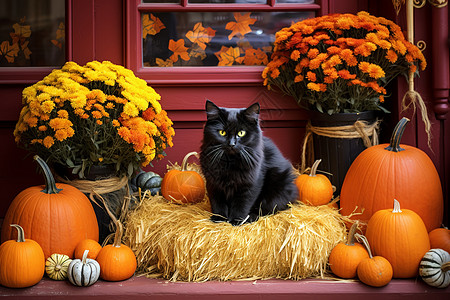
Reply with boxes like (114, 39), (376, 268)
(200, 100), (298, 226)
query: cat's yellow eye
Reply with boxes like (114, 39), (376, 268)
(237, 130), (246, 137)
(219, 130), (226, 136)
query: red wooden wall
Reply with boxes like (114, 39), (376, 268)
(0, 0), (448, 227)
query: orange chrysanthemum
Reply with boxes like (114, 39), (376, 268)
(263, 11), (426, 114)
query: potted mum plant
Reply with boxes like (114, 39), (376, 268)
(13, 60), (175, 241)
(14, 60), (175, 179)
(262, 11), (426, 193)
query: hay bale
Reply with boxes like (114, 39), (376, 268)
(124, 194), (347, 282)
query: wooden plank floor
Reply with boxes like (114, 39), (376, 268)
(0, 276), (448, 300)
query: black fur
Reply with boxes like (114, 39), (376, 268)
(200, 100), (298, 226)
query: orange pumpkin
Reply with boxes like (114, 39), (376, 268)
(96, 222), (137, 281)
(0, 224), (45, 288)
(74, 239), (102, 260)
(328, 222), (369, 278)
(340, 117), (443, 232)
(355, 233), (393, 287)
(428, 228), (450, 253)
(0, 156), (99, 259)
(95, 200), (136, 281)
(161, 151), (205, 204)
(365, 199), (430, 278)
(295, 159), (333, 206)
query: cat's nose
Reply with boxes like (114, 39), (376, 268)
(229, 137), (236, 147)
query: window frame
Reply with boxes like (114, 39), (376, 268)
(126, 0), (326, 86)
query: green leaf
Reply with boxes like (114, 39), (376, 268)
(127, 162), (134, 178)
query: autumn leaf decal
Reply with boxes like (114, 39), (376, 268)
(236, 48), (269, 66)
(155, 58), (174, 67)
(186, 22), (216, 50)
(225, 12), (257, 40)
(142, 14), (166, 39)
(215, 46), (241, 66)
(51, 22), (65, 49)
(0, 41), (19, 63)
(10, 22), (31, 44)
(168, 39), (190, 62)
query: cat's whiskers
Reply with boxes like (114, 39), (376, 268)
(205, 144), (224, 165)
(240, 147), (257, 168)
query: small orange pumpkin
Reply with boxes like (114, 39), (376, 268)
(355, 233), (393, 287)
(428, 227), (450, 253)
(0, 224), (45, 288)
(74, 239), (102, 260)
(96, 222), (137, 281)
(95, 202), (136, 282)
(328, 221), (369, 278)
(366, 199), (430, 278)
(295, 159), (333, 206)
(161, 151), (206, 204)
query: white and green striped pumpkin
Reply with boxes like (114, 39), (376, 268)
(419, 248), (450, 288)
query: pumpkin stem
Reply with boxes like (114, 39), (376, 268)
(181, 152), (199, 171)
(384, 117), (410, 152)
(346, 221), (359, 246)
(442, 262), (450, 273)
(309, 159), (321, 177)
(34, 155), (62, 194)
(355, 233), (373, 258)
(392, 199), (402, 213)
(81, 250), (89, 264)
(10, 224), (25, 243)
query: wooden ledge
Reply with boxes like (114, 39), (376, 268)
(0, 276), (448, 300)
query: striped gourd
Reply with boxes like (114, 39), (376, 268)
(419, 248), (450, 288)
(45, 253), (72, 280)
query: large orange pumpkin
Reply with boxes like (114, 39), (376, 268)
(0, 156), (99, 259)
(365, 199), (430, 278)
(340, 118), (443, 232)
(161, 151), (205, 204)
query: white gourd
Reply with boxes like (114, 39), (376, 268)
(419, 248), (450, 288)
(68, 250), (100, 287)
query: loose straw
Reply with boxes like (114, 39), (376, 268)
(300, 120), (381, 173)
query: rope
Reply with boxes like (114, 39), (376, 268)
(300, 119), (381, 173)
(57, 175), (128, 195)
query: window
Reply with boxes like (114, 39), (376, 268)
(0, 0), (65, 67)
(126, 0), (323, 85)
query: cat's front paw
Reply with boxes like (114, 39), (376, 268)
(210, 214), (227, 223)
(229, 215), (250, 226)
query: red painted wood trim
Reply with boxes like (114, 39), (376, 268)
(137, 3), (321, 12)
(71, 0), (95, 64)
(0, 277), (448, 300)
(431, 5), (450, 120)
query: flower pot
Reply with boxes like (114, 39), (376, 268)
(308, 111), (379, 198)
(53, 164), (123, 244)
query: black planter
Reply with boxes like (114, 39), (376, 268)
(53, 164), (121, 244)
(309, 111), (379, 198)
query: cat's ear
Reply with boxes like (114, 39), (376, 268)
(244, 102), (260, 121)
(205, 100), (221, 119)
